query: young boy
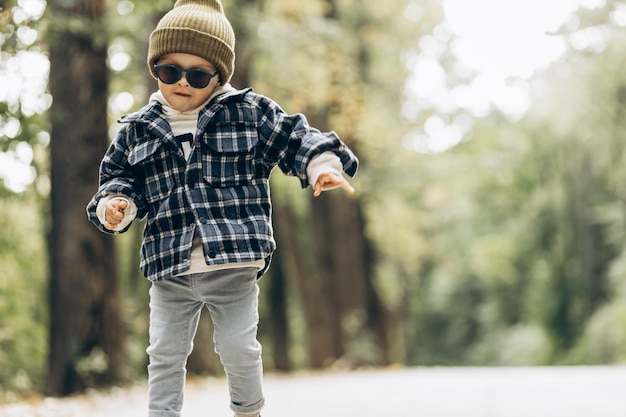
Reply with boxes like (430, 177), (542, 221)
(86, 0), (358, 416)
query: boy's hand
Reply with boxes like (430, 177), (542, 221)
(104, 198), (128, 230)
(313, 172), (355, 197)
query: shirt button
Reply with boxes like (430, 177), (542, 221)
(207, 250), (217, 258)
(199, 217), (207, 224)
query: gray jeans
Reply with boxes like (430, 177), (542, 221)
(146, 268), (265, 417)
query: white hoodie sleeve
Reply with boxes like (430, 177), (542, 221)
(306, 151), (343, 189)
(96, 195), (138, 231)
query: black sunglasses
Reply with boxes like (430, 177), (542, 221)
(153, 64), (219, 89)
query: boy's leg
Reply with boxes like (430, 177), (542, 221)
(199, 268), (265, 415)
(147, 275), (204, 417)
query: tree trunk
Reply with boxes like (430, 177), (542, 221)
(310, 191), (389, 366)
(46, 0), (124, 395)
(265, 245), (292, 371)
(272, 193), (340, 368)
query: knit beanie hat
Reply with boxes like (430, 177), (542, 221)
(147, 0), (235, 85)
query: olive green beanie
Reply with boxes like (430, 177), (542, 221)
(147, 0), (235, 85)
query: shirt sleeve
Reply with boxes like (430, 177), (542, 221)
(255, 95), (358, 188)
(86, 123), (147, 234)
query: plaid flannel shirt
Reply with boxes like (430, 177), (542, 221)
(86, 88), (358, 281)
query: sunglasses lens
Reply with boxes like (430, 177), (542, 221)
(187, 70), (211, 89)
(156, 65), (181, 84)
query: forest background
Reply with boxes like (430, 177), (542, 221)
(2, 0), (626, 401)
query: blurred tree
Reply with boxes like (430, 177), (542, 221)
(0, 193), (48, 399)
(530, 3), (626, 358)
(404, 0), (626, 366)
(45, 0), (124, 395)
(235, 0), (441, 367)
(0, 0), (49, 194)
(0, 0), (51, 398)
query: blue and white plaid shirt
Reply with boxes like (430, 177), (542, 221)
(87, 88), (358, 281)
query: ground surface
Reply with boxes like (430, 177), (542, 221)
(2, 366), (626, 417)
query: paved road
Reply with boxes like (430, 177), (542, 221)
(2, 366), (626, 417)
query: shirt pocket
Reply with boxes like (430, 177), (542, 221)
(128, 140), (178, 204)
(202, 121), (259, 188)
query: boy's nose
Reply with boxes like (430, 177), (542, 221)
(177, 72), (189, 86)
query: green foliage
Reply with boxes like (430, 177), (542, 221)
(0, 0), (50, 194)
(403, 6), (626, 365)
(0, 192), (47, 401)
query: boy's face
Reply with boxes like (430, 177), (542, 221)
(155, 53), (220, 112)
